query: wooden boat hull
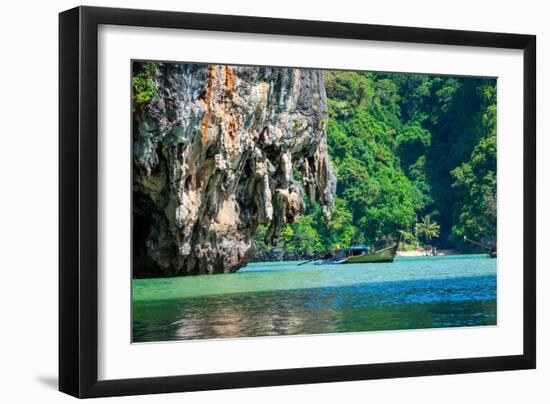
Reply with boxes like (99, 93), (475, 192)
(311, 240), (400, 265)
(344, 243), (398, 264)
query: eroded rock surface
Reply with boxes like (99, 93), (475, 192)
(133, 62), (336, 276)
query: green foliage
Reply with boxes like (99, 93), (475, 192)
(419, 79), (496, 243)
(415, 215), (441, 247)
(398, 229), (418, 251)
(255, 70), (496, 257)
(325, 71), (419, 245)
(320, 197), (356, 248)
(396, 122), (431, 169)
(132, 62), (158, 105)
(287, 215), (324, 256)
(253, 225), (272, 256)
(450, 135), (497, 243)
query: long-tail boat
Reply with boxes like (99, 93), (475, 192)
(463, 236), (497, 258)
(306, 238), (400, 265)
(341, 242), (399, 263)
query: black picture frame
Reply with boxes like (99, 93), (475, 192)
(59, 5), (536, 398)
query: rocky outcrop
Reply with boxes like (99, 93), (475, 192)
(133, 62), (336, 276)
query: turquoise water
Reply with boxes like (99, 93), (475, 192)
(133, 254), (496, 342)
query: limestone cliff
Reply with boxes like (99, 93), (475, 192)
(133, 62), (336, 276)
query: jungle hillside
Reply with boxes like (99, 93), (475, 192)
(255, 71), (497, 258)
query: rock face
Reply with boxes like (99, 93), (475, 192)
(133, 62), (336, 276)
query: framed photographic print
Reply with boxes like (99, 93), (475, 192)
(59, 6), (536, 398)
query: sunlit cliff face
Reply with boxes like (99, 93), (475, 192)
(133, 63), (336, 276)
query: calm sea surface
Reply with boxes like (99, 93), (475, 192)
(132, 254), (496, 342)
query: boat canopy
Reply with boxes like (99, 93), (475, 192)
(349, 245), (370, 251)
(334, 245), (370, 259)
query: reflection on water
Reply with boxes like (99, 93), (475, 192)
(133, 255), (496, 342)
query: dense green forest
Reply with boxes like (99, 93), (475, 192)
(255, 70), (497, 258)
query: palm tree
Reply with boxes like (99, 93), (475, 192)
(415, 215), (440, 250)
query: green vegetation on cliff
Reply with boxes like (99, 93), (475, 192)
(255, 70), (497, 258)
(132, 62), (158, 105)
